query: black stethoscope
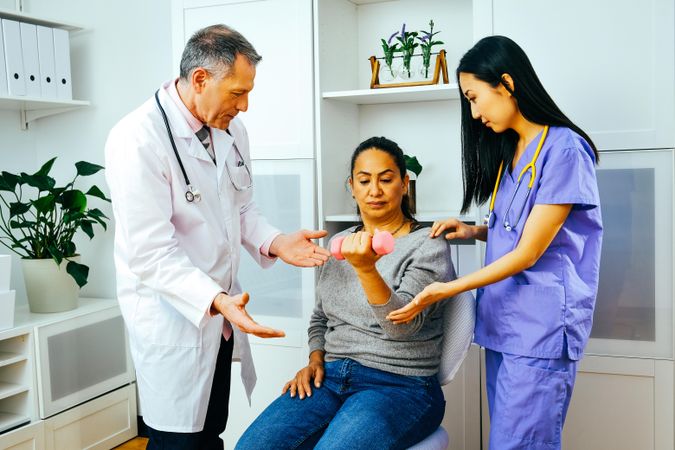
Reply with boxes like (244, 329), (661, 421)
(484, 125), (549, 231)
(154, 90), (253, 203)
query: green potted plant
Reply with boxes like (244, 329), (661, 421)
(380, 30), (401, 82)
(403, 154), (423, 213)
(0, 157), (110, 313)
(395, 23), (419, 79)
(417, 20), (444, 78)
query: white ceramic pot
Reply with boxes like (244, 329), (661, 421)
(21, 257), (79, 313)
(0, 290), (15, 330)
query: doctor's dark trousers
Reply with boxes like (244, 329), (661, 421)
(146, 335), (234, 450)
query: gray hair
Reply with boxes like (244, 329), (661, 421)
(179, 24), (262, 81)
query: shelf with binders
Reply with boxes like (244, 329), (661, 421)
(0, 8), (88, 128)
(0, 8), (84, 32)
(0, 95), (90, 129)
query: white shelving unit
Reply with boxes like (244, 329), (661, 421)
(322, 84), (460, 105)
(0, 8), (89, 129)
(0, 298), (137, 449)
(0, 331), (32, 434)
(314, 1), (482, 449)
(0, 7), (84, 31)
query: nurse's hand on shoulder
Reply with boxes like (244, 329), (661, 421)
(387, 281), (457, 324)
(270, 229), (331, 267)
(430, 217), (482, 240)
(212, 292), (285, 338)
(282, 350), (325, 400)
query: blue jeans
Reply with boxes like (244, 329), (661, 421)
(236, 359), (445, 450)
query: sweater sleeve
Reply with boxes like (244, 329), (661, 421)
(307, 263), (328, 354)
(370, 237), (456, 339)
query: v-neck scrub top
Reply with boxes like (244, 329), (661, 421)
(474, 126), (603, 360)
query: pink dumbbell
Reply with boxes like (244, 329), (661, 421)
(330, 230), (395, 260)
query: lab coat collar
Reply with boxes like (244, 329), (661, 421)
(157, 81), (215, 164)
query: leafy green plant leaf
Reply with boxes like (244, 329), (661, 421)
(75, 161), (104, 177)
(61, 190), (87, 212)
(85, 185), (111, 202)
(9, 202), (31, 217)
(20, 173), (55, 191)
(34, 157), (57, 177)
(81, 220), (94, 239)
(404, 155), (423, 177)
(32, 194), (56, 214)
(66, 260), (89, 287)
(0, 172), (21, 192)
(9, 219), (36, 229)
(47, 244), (64, 264)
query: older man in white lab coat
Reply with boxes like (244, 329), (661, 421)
(104, 24), (330, 450)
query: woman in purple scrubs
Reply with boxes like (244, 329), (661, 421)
(388, 36), (603, 449)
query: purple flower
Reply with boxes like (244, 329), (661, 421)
(387, 31), (398, 45)
(420, 34), (430, 43)
(400, 23), (406, 38)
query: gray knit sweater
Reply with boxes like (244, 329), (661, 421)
(308, 226), (456, 376)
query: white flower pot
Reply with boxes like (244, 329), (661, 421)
(21, 257), (79, 313)
(0, 290), (15, 330)
(0, 254), (10, 291)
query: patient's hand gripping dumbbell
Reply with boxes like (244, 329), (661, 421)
(330, 230), (395, 260)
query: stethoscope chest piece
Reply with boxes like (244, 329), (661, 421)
(484, 211), (496, 228)
(185, 185), (202, 203)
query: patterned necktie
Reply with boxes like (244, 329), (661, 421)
(196, 126), (216, 163)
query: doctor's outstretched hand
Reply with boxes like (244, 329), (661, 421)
(269, 229), (331, 267)
(212, 292), (285, 338)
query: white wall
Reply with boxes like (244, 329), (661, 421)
(0, 0), (173, 304)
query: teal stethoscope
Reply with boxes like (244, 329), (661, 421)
(484, 125), (549, 231)
(154, 90), (253, 203)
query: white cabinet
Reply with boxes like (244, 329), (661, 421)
(588, 149), (674, 359)
(33, 306), (133, 419)
(563, 356), (673, 450)
(0, 420), (44, 450)
(481, 0), (675, 151)
(172, 0), (314, 159)
(226, 159), (317, 446)
(572, 149), (674, 450)
(43, 384), (137, 450)
(0, 299), (137, 450)
(237, 159), (317, 345)
(480, 149), (675, 450)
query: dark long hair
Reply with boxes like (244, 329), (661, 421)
(350, 136), (415, 222)
(456, 35), (598, 213)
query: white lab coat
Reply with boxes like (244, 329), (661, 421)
(104, 80), (279, 432)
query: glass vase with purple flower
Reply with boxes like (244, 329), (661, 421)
(395, 23), (418, 80)
(417, 20), (444, 79)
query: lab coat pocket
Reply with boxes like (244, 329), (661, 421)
(492, 359), (569, 446)
(144, 294), (202, 348)
(506, 284), (565, 357)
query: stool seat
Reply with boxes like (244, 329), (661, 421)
(407, 426), (449, 450)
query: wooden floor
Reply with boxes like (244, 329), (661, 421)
(114, 437), (148, 450)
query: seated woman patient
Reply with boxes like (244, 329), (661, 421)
(235, 136), (455, 450)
